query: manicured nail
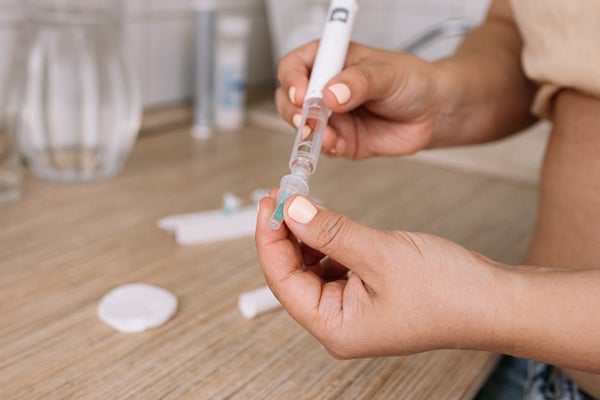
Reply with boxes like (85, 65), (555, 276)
(301, 125), (312, 140)
(292, 113), (302, 128)
(289, 86), (297, 105)
(288, 196), (317, 224)
(328, 83), (351, 105)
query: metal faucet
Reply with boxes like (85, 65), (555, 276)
(398, 18), (473, 54)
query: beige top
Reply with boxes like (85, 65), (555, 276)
(510, 0), (600, 118)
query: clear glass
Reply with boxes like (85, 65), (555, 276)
(18, 0), (141, 182)
(0, 22), (22, 205)
(0, 80), (22, 205)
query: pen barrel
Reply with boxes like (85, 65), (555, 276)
(305, 0), (358, 101)
(290, 98), (329, 174)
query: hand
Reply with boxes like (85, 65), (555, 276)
(255, 193), (500, 358)
(276, 42), (448, 159)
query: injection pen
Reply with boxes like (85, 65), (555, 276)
(269, 0), (359, 230)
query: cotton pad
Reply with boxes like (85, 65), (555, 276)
(97, 283), (178, 333)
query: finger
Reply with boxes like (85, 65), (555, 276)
(301, 242), (326, 266)
(275, 87), (302, 131)
(301, 243), (350, 281)
(276, 86), (340, 154)
(255, 196), (325, 328)
(320, 124), (343, 157)
(283, 195), (386, 287)
(260, 191), (304, 262)
(303, 256), (349, 282)
(326, 113), (356, 158)
(322, 48), (401, 113)
(276, 41), (319, 107)
(321, 258), (350, 281)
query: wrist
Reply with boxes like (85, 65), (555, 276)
(438, 255), (516, 353)
(426, 59), (468, 149)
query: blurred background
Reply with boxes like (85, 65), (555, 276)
(0, 0), (493, 109)
(0, 0), (548, 187)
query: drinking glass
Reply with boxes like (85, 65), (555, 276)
(18, 0), (141, 182)
(0, 76), (22, 204)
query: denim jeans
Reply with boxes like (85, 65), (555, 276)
(476, 356), (595, 400)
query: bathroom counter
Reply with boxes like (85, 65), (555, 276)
(0, 119), (537, 399)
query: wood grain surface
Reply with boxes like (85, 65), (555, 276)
(0, 123), (537, 399)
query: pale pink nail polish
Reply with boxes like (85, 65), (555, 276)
(328, 83), (351, 105)
(289, 86), (297, 105)
(292, 113), (302, 128)
(301, 125), (312, 140)
(288, 197), (317, 224)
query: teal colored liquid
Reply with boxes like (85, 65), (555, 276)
(274, 192), (291, 221)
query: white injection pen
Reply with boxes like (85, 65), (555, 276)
(269, 0), (359, 230)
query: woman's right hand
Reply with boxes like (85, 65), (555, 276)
(276, 41), (450, 159)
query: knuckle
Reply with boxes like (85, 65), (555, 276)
(275, 53), (290, 80)
(315, 214), (349, 252)
(353, 65), (375, 94)
(275, 69), (286, 88)
(274, 88), (287, 113)
(274, 89), (296, 124)
(392, 231), (426, 258)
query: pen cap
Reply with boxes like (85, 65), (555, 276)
(305, 0), (358, 101)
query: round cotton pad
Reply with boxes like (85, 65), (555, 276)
(97, 283), (178, 333)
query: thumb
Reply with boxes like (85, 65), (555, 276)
(284, 195), (384, 285)
(321, 51), (401, 113)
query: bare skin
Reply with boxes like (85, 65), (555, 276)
(257, 0), (600, 396)
(256, 194), (600, 374)
(275, 1), (536, 157)
(526, 90), (600, 397)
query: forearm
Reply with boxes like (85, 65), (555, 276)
(467, 265), (600, 373)
(429, 3), (538, 148)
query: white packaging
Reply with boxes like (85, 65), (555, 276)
(238, 285), (281, 319)
(215, 15), (252, 131)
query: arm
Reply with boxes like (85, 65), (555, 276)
(255, 194), (600, 373)
(432, 0), (538, 147)
(483, 265), (600, 372)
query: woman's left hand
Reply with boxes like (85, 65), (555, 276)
(255, 193), (503, 359)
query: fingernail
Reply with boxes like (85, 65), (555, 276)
(289, 86), (297, 105)
(292, 113), (302, 128)
(288, 196), (317, 224)
(301, 125), (312, 140)
(328, 83), (351, 105)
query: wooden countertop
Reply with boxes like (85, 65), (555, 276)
(0, 118), (537, 399)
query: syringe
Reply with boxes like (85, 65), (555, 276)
(269, 0), (359, 230)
